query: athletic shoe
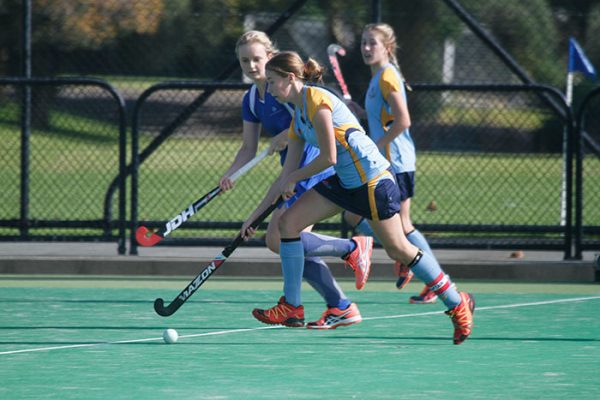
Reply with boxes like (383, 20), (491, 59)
(306, 303), (362, 330)
(343, 236), (373, 290)
(445, 292), (475, 345)
(409, 285), (438, 304)
(394, 261), (414, 289)
(252, 296), (304, 327)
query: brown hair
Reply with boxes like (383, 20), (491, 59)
(266, 51), (324, 84)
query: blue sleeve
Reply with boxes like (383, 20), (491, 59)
(242, 91), (260, 123)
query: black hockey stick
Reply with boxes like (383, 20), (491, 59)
(154, 196), (283, 317)
(136, 148), (269, 246)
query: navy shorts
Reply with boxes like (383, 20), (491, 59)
(395, 171), (415, 201)
(314, 172), (401, 221)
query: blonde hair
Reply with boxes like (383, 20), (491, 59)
(265, 51), (324, 84)
(235, 30), (278, 57)
(364, 23), (398, 68)
(364, 23), (410, 89)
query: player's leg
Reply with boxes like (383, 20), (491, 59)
(368, 214), (460, 305)
(369, 214), (474, 344)
(278, 189), (342, 303)
(252, 190), (343, 327)
(396, 172), (440, 295)
(399, 195), (440, 300)
(266, 208), (356, 310)
(265, 207), (353, 312)
(303, 252), (363, 330)
(368, 175), (474, 344)
(299, 230), (372, 290)
(343, 210), (375, 238)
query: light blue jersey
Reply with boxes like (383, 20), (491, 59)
(242, 84), (334, 205)
(288, 86), (390, 189)
(365, 64), (416, 173)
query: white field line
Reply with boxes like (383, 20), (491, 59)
(362, 295), (600, 321)
(1, 296), (599, 356)
(0, 326), (281, 356)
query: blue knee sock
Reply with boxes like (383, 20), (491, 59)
(409, 250), (461, 308)
(303, 257), (350, 309)
(280, 239), (305, 307)
(300, 232), (356, 258)
(406, 229), (433, 256)
(355, 218), (380, 244)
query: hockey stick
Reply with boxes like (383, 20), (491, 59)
(136, 148), (269, 246)
(327, 43), (352, 101)
(153, 196), (284, 316)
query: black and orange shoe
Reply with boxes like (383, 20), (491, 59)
(409, 285), (438, 304)
(445, 292), (475, 345)
(342, 236), (373, 290)
(306, 303), (362, 330)
(394, 261), (414, 290)
(252, 296), (304, 327)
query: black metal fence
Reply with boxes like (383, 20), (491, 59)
(1, 0), (599, 258)
(127, 81), (587, 257)
(0, 77), (127, 253)
(576, 87), (600, 255)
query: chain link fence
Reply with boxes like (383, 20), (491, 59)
(1, 0), (599, 256)
(0, 78), (127, 252)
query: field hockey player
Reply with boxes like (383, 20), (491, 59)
(242, 51), (475, 344)
(219, 31), (373, 329)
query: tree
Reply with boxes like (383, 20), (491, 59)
(34, 0), (163, 51)
(1, 0), (164, 127)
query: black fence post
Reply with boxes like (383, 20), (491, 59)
(575, 87), (600, 259)
(372, 0), (381, 23)
(1, 77), (127, 252)
(19, 0), (32, 238)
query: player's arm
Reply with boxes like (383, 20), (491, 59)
(268, 129), (289, 155)
(240, 126), (304, 239)
(219, 120), (260, 191)
(377, 90), (411, 150)
(284, 107), (336, 188)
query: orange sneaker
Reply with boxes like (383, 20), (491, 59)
(445, 292), (475, 345)
(394, 261), (414, 289)
(252, 296), (304, 327)
(342, 236), (373, 290)
(306, 303), (362, 330)
(409, 285), (438, 304)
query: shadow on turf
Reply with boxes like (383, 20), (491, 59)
(4, 336), (599, 347)
(328, 335), (600, 343)
(0, 326), (255, 330)
(0, 298), (392, 305)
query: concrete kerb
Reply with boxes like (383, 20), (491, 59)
(0, 242), (598, 282)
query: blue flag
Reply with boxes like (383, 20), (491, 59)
(568, 37), (597, 79)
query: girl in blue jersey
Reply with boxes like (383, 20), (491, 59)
(220, 31), (372, 330)
(242, 51), (475, 344)
(344, 23), (440, 303)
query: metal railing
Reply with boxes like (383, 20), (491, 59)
(0, 77), (127, 254)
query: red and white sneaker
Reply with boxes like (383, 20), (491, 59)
(252, 296), (304, 327)
(342, 236), (373, 290)
(409, 285), (438, 304)
(306, 303), (362, 330)
(445, 292), (475, 345)
(394, 261), (414, 290)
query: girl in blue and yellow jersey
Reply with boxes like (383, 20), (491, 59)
(241, 51), (475, 344)
(344, 23), (440, 302)
(220, 31), (368, 331)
